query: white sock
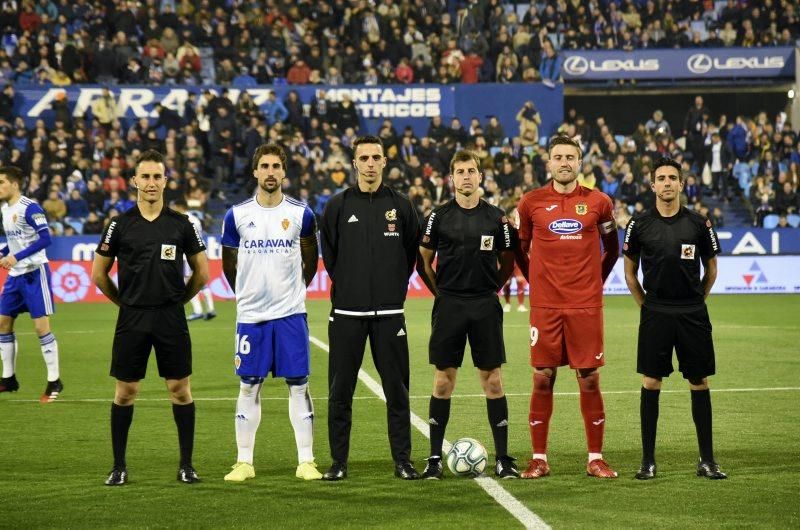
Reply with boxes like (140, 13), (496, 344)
(588, 452), (603, 463)
(235, 381), (262, 464)
(0, 333), (15, 378)
(533, 453), (548, 462)
(202, 287), (215, 312)
(39, 333), (59, 381)
(190, 296), (202, 315)
(288, 382), (315, 464)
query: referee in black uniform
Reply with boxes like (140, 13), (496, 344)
(320, 135), (421, 481)
(623, 156), (727, 480)
(417, 150), (519, 480)
(92, 150), (209, 486)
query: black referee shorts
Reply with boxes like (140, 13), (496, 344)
(111, 304), (192, 382)
(637, 304), (715, 380)
(429, 293), (506, 370)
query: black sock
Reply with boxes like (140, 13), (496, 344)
(111, 403), (134, 469)
(691, 389), (714, 462)
(486, 396), (509, 458)
(428, 396), (451, 458)
(640, 388), (660, 463)
(172, 402), (196, 467)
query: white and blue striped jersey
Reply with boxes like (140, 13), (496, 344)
(1, 196), (50, 277)
(221, 195), (315, 323)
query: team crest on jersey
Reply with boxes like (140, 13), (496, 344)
(11, 214), (16, 224)
(161, 244), (177, 260)
(480, 235), (494, 250)
(575, 203), (588, 215)
(385, 209), (397, 221)
(281, 218), (290, 230)
(422, 235), (430, 244)
(234, 355), (241, 370)
(681, 244), (696, 260)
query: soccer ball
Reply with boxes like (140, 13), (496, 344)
(446, 438), (488, 477)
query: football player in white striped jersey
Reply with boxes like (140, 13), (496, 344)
(0, 166), (62, 402)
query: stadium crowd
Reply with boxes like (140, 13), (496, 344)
(0, 0), (796, 233)
(0, 79), (797, 236)
(0, 0), (797, 87)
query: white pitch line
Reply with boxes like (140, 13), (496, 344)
(308, 335), (550, 530)
(7, 387), (799, 404)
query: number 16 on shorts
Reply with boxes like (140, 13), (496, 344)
(234, 333), (250, 370)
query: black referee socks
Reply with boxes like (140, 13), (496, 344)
(111, 403), (134, 468)
(487, 396), (509, 458)
(428, 396), (451, 458)
(172, 402), (196, 467)
(691, 389), (715, 462)
(640, 387), (660, 463)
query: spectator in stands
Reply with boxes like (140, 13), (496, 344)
(706, 131), (734, 200)
(261, 91), (288, 127)
(617, 172), (638, 205)
(332, 93), (360, 133)
(43, 187), (67, 221)
(684, 96), (708, 171)
(684, 174), (702, 206)
(516, 101), (541, 147)
(65, 188), (89, 222)
(539, 39), (562, 86)
(728, 116), (750, 161)
(82, 211), (104, 235)
(287, 58), (311, 85)
(775, 181), (798, 215)
(776, 214), (792, 228)
(645, 110), (671, 138)
(711, 207), (725, 228)
(91, 87), (117, 130)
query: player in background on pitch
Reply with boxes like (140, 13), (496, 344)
(515, 135), (620, 479)
(0, 166), (63, 402)
(171, 200), (216, 321)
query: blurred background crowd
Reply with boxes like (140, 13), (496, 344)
(0, 0), (796, 236)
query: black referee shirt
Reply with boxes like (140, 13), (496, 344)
(96, 206), (206, 308)
(623, 206), (721, 308)
(421, 199), (516, 297)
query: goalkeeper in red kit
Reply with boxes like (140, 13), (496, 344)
(515, 135), (620, 479)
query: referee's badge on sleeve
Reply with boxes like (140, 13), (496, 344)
(161, 244), (177, 260)
(480, 235), (494, 251)
(681, 244), (696, 260)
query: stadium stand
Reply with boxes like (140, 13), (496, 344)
(0, 0), (796, 233)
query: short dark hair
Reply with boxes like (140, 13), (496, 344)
(171, 198), (188, 210)
(135, 149), (164, 168)
(653, 156), (683, 181)
(548, 135), (582, 158)
(0, 166), (24, 186)
(352, 135), (384, 156)
(251, 143), (287, 171)
(449, 150), (481, 174)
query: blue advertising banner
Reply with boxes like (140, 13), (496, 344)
(14, 227), (800, 262)
(11, 83), (563, 142)
(561, 47), (795, 80)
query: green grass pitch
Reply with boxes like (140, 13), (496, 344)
(0, 295), (798, 528)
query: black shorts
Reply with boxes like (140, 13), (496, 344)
(637, 304), (715, 380)
(111, 304), (192, 382)
(429, 293), (505, 369)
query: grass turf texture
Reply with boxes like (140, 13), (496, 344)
(0, 295), (797, 528)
